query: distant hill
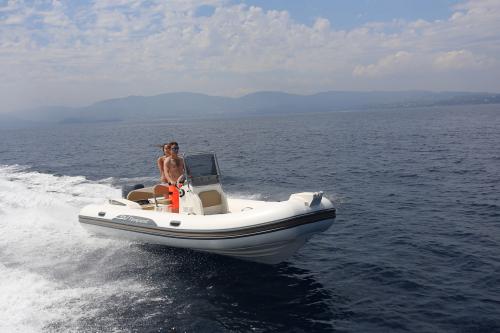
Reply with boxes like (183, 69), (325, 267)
(5, 90), (500, 127)
(0, 113), (36, 129)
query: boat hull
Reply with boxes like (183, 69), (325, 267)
(79, 211), (334, 264)
(78, 196), (336, 264)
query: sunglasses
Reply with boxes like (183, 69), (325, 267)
(171, 147), (179, 151)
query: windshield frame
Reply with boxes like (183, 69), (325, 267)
(183, 152), (222, 186)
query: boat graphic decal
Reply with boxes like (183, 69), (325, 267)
(112, 215), (158, 227)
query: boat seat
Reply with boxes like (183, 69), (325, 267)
(127, 186), (155, 201)
(141, 204), (156, 210)
(153, 184), (170, 198)
(156, 198), (172, 205)
(128, 185), (172, 208)
(199, 190), (222, 207)
(140, 198), (172, 211)
(198, 190), (225, 215)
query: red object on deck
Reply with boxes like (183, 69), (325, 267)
(168, 185), (180, 213)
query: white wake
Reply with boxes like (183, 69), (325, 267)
(0, 166), (153, 332)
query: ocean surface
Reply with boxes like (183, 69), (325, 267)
(0, 104), (499, 332)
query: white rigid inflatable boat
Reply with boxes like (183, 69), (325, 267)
(79, 153), (336, 264)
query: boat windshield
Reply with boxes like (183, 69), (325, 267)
(184, 153), (220, 186)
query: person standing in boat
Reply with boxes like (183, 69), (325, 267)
(157, 143), (171, 183)
(163, 141), (185, 185)
(163, 142), (185, 213)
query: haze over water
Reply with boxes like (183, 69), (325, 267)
(0, 104), (499, 332)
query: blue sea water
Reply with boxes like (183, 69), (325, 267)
(0, 104), (499, 332)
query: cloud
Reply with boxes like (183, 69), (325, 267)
(0, 0), (500, 112)
(353, 51), (415, 77)
(354, 49), (495, 77)
(313, 17), (330, 32)
(433, 49), (494, 70)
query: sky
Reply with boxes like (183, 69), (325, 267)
(1, 0), (499, 113)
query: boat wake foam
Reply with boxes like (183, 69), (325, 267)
(0, 165), (155, 331)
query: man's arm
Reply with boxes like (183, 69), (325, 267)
(179, 158), (185, 174)
(178, 158), (186, 183)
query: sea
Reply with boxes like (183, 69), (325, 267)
(0, 104), (499, 332)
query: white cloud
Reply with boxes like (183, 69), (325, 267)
(0, 0), (500, 113)
(313, 17), (330, 32)
(353, 51), (415, 77)
(354, 49), (495, 77)
(433, 49), (493, 70)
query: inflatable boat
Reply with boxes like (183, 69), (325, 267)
(78, 153), (336, 264)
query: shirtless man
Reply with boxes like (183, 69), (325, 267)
(157, 143), (171, 183)
(163, 142), (185, 184)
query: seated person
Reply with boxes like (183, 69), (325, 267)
(163, 142), (185, 185)
(157, 143), (171, 183)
